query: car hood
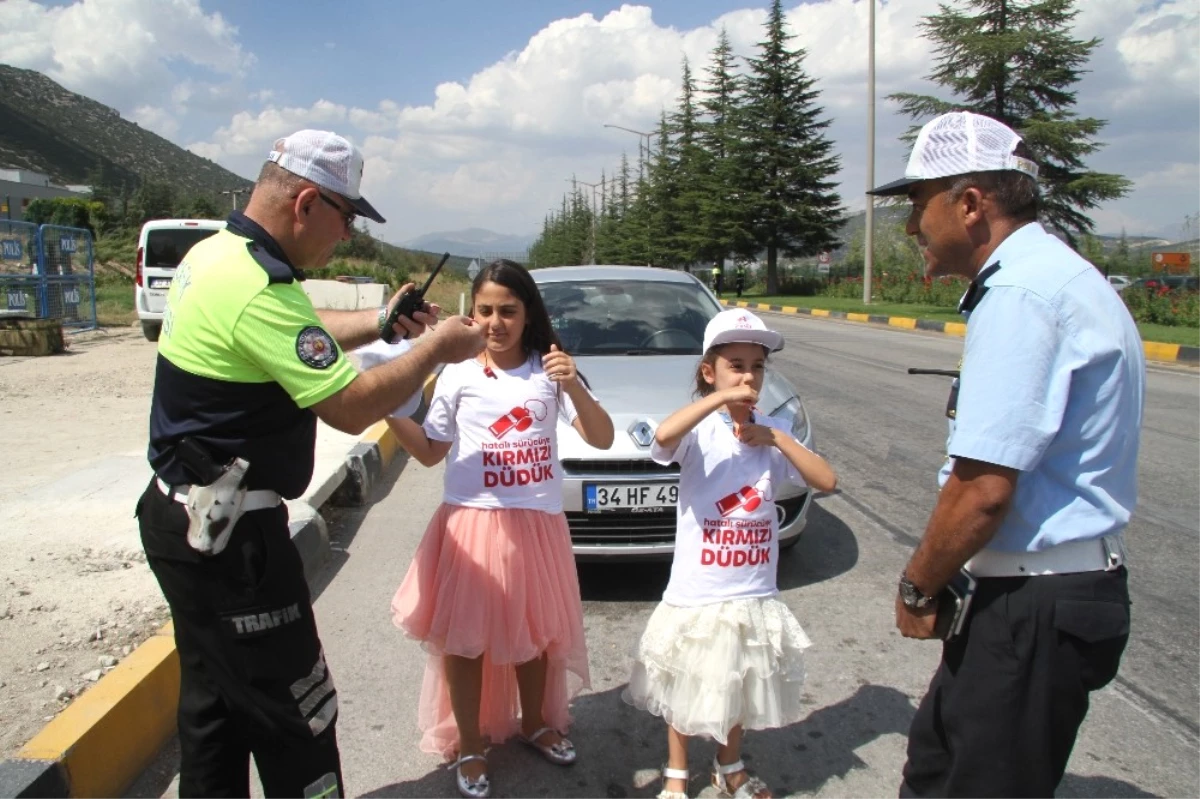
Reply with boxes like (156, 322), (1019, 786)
(559, 354), (797, 459)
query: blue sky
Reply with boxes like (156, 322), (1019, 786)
(3, 0), (1198, 244)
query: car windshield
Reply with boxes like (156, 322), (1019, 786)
(145, 228), (220, 269)
(540, 278), (721, 355)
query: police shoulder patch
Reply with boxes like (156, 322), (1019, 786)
(296, 326), (339, 369)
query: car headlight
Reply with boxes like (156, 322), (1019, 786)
(770, 396), (810, 444)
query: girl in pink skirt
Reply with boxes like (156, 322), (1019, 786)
(388, 259), (614, 798)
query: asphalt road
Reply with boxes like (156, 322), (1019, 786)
(130, 315), (1199, 798)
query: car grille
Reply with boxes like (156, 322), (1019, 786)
(562, 459), (679, 476)
(564, 509), (678, 546)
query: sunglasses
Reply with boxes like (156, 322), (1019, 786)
(316, 190), (357, 229)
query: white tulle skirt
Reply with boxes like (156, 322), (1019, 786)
(622, 596), (811, 744)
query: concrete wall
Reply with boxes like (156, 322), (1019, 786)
(302, 279), (387, 310)
(0, 179), (86, 222)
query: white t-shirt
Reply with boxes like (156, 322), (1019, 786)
(652, 410), (804, 607)
(424, 354), (587, 513)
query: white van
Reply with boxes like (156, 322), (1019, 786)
(135, 219), (224, 341)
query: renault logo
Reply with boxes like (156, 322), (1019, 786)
(628, 420), (654, 448)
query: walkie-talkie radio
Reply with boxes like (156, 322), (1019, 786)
(380, 252), (451, 343)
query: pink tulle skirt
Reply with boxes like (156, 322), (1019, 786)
(391, 503), (591, 758)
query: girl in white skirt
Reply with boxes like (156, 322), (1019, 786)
(624, 309), (838, 799)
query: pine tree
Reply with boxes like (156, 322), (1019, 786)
(736, 0), (844, 293)
(698, 28), (751, 266)
(670, 57), (710, 266)
(646, 113), (682, 267)
(889, 0), (1130, 247)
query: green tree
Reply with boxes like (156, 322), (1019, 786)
(735, 0), (844, 293)
(668, 57), (710, 266)
(889, 0), (1131, 247)
(186, 194), (223, 220)
(131, 181), (178, 224)
(698, 28), (751, 265)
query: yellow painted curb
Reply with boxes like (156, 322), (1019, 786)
(723, 299), (1195, 364)
(18, 625), (179, 798)
(1143, 341), (1181, 363)
(363, 420), (400, 467)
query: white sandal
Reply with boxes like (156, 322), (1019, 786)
(520, 725), (577, 765)
(657, 765), (690, 799)
(449, 753), (490, 799)
(711, 757), (771, 799)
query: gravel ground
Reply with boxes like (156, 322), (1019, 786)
(0, 326), (171, 759)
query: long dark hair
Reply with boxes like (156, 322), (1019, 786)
(471, 259), (561, 356)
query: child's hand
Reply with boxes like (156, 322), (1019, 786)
(542, 345), (578, 386)
(722, 384), (758, 408)
(735, 422), (777, 448)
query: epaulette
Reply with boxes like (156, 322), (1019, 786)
(247, 242), (297, 285)
(959, 263), (1001, 313)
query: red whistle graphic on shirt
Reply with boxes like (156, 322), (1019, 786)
(487, 399), (549, 439)
(714, 479), (772, 517)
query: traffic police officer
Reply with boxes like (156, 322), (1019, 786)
(870, 112), (1145, 797)
(137, 130), (484, 797)
(711, 262), (723, 296)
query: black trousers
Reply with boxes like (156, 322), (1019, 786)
(137, 479), (344, 798)
(901, 567), (1130, 798)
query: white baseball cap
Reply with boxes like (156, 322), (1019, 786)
(268, 130), (386, 223)
(702, 309), (784, 354)
(868, 111), (1039, 197)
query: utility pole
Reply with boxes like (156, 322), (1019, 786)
(863, 0), (876, 305)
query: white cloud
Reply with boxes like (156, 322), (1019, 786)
(131, 105), (180, 139)
(0, 0), (252, 121)
(9, 0), (1195, 241)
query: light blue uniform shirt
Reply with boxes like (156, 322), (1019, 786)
(942, 222), (1146, 553)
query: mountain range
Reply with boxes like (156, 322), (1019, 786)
(0, 64), (250, 196)
(400, 227), (537, 259)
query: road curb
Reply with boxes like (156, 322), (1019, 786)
(725, 300), (1199, 365)
(0, 422), (407, 798)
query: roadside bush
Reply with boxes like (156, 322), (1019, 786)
(1121, 287), (1200, 328)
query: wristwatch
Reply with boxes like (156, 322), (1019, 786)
(898, 574), (937, 609)
(377, 304), (390, 339)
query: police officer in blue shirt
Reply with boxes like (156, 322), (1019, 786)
(870, 112), (1145, 797)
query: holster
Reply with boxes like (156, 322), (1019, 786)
(176, 437), (251, 556)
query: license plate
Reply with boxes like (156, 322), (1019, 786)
(585, 482), (677, 513)
(149, 277), (172, 289)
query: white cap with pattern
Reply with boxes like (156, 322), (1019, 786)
(702, 309), (784, 354)
(267, 130), (385, 223)
(869, 111), (1039, 197)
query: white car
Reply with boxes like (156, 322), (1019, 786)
(534, 266), (816, 560)
(1107, 274), (1132, 292)
(135, 219), (224, 341)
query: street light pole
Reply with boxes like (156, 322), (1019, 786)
(863, 0), (876, 305)
(221, 188), (247, 211)
(603, 123), (656, 179)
